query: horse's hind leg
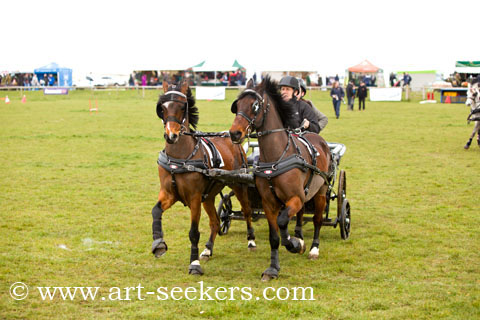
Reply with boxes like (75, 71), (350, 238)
(464, 123), (479, 149)
(308, 185), (328, 260)
(277, 196), (306, 254)
(188, 196), (204, 275)
(231, 185), (256, 250)
(152, 189), (175, 258)
(199, 198), (221, 261)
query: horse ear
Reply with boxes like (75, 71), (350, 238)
(231, 100), (238, 114)
(163, 81), (169, 93)
(246, 78), (254, 89)
(156, 102), (164, 120)
(180, 80), (188, 94)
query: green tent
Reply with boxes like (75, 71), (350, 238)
(455, 61), (480, 68)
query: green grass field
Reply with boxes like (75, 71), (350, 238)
(1, 87), (479, 319)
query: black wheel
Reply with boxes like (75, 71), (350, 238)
(339, 199), (351, 240)
(218, 193), (233, 235)
(337, 170), (346, 218)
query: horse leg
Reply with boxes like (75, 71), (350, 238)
(199, 198), (220, 261)
(277, 196), (306, 254)
(464, 124), (478, 149)
(295, 206), (304, 240)
(308, 185), (328, 260)
(151, 189), (176, 258)
(261, 204), (281, 281)
(231, 185), (256, 250)
(476, 122), (480, 146)
(188, 196), (204, 275)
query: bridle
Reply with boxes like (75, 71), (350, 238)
(231, 89), (276, 136)
(161, 90), (189, 133)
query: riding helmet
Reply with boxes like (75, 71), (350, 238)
(298, 78), (307, 94)
(279, 76), (299, 91)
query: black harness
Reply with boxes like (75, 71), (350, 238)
(157, 90), (225, 203)
(232, 88), (331, 203)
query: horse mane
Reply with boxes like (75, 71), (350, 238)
(237, 75), (297, 127)
(158, 82), (199, 129)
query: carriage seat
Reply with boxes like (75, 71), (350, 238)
(243, 141), (260, 166)
(327, 142), (346, 166)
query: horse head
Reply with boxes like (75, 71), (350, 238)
(466, 83), (480, 110)
(229, 79), (267, 144)
(156, 80), (198, 144)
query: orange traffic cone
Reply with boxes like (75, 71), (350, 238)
(445, 96), (451, 104)
(21, 95), (26, 103)
(5, 95), (10, 104)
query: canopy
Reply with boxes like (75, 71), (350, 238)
(455, 61), (480, 68)
(191, 59), (244, 72)
(34, 62), (72, 86)
(348, 60), (380, 73)
(454, 61), (480, 74)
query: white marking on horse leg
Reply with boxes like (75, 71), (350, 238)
(308, 247), (319, 259)
(200, 248), (211, 258)
(248, 240), (256, 248)
(190, 260), (200, 266)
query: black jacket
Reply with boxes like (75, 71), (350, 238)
(284, 98), (320, 134)
(357, 85), (368, 99)
(346, 83), (355, 98)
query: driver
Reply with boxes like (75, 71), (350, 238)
(278, 76), (320, 133)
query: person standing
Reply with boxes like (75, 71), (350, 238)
(357, 81), (368, 111)
(330, 81), (344, 119)
(346, 80), (355, 111)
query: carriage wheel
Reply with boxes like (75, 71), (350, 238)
(218, 193), (233, 235)
(337, 170), (346, 218)
(339, 199), (351, 240)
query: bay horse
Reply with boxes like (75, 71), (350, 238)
(151, 80), (256, 275)
(464, 82), (480, 149)
(229, 76), (332, 281)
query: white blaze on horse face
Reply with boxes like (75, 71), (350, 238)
(163, 101), (181, 140)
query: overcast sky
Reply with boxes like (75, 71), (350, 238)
(2, 0), (479, 76)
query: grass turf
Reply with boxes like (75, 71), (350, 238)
(0, 87), (478, 319)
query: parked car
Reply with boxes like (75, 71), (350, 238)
(93, 75), (127, 87)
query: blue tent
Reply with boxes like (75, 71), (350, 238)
(34, 62), (72, 86)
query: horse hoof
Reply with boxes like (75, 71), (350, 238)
(308, 247), (319, 260)
(199, 248), (212, 261)
(287, 237), (305, 254)
(189, 261), (204, 275)
(248, 240), (257, 251)
(261, 267), (279, 281)
(151, 239), (168, 258)
(464, 144), (470, 150)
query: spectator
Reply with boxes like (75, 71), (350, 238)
(334, 74), (339, 82)
(48, 74), (55, 86)
(330, 81), (344, 119)
(389, 72), (396, 87)
(141, 74), (147, 86)
(129, 74), (135, 86)
(42, 74), (48, 86)
(31, 74), (39, 86)
(346, 80), (355, 111)
(403, 72), (412, 86)
(357, 81), (368, 111)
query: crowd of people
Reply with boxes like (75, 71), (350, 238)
(0, 73), (57, 87)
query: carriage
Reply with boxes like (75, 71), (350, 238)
(215, 140), (351, 239)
